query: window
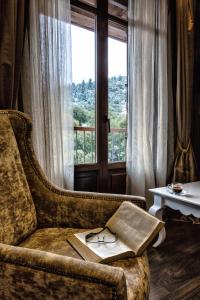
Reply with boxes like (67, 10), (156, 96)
(71, 0), (128, 192)
(108, 23), (127, 162)
(72, 22), (96, 164)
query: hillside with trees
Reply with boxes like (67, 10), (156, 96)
(72, 75), (127, 163)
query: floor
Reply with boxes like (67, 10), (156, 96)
(148, 211), (200, 300)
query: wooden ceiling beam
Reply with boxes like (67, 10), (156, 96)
(109, 0), (128, 9)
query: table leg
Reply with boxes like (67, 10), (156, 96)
(149, 195), (166, 247)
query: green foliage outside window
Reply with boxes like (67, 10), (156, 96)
(73, 75), (127, 164)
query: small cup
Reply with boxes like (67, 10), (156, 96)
(168, 183), (183, 194)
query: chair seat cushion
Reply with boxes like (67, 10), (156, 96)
(19, 228), (85, 258)
(19, 227), (150, 299)
(0, 116), (37, 245)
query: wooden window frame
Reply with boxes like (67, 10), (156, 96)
(71, 0), (128, 189)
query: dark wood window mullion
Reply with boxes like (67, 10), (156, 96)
(96, 0), (108, 192)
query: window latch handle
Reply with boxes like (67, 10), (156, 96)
(107, 118), (111, 133)
(104, 115), (111, 133)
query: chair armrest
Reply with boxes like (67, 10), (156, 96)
(34, 187), (146, 228)
(7, 110), (146, 229)
(0, 243), (127, 300)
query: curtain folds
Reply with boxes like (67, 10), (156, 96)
(126, 0), (173, 202)
(0, 0), (26, 109)
(172, 0), (197, 183)
(192, 1), (200, 178)
(22, 0), (74, 189)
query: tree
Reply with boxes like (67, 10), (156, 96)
(72, 75), (128, 163)
(73, 106), (88, 126)
(88, 78), (93, 89)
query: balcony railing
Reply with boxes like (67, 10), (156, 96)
(74, 126), (127, 164)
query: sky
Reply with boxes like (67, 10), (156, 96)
(71, 25), (127, 84)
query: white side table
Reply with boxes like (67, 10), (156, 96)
(149, 181), (200, 247)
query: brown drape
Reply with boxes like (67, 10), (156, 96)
(0, 0), (26, 109)
(192, 1), (200, 178)
(173, 0), (197, 182)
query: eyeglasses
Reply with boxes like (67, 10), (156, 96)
(85, 227), (118, 244)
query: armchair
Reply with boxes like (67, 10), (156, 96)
(0, 110), (150, 300)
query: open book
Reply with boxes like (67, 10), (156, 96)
(67, 201), (164, 263)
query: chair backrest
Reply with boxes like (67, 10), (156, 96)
(0, 114), (37, 245)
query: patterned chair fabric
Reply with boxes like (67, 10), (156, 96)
(0, 115), (37, 245)
(0, 110), (150, 300)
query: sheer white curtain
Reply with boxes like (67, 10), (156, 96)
(127, 0), (173, 202)
(22, 0), (74, 189)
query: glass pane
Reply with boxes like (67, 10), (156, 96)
(71, 17), (96, 164)
(108, 0), (128, 21)
(108, 23), (127, 162)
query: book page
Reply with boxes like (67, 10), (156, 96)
(67, 234), (101, 262)
(74, 228), (132, 260)
(106, 201), (164, 255)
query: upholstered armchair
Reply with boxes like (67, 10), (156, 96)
(0, 110), (150, 300)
